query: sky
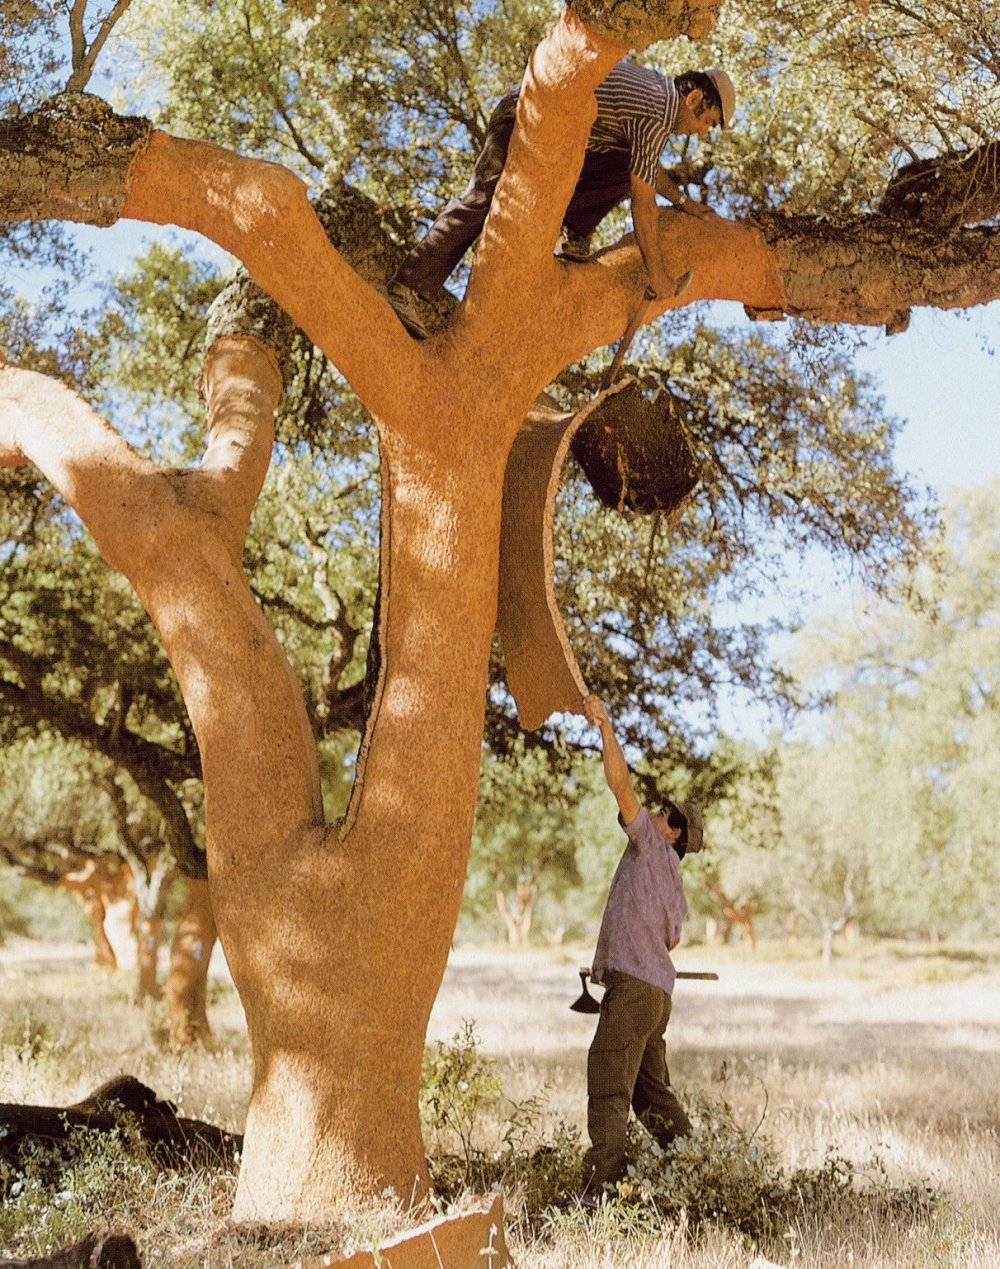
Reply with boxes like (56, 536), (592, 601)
(856, 306), (1000, 492)
(711, 301), (1000, 739)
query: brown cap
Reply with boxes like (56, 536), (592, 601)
(672, 801), (704, 854)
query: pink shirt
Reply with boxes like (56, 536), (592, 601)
(591, 807), (689, 994)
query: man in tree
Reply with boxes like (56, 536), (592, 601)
(388, 62), (735, 336)
(580, 692), (703, 1200)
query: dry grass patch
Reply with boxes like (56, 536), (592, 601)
(1, 938), (998, 1266)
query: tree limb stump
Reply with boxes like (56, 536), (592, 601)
(0, 1232), (141, 1269)
(0, 1076), (241, 1175)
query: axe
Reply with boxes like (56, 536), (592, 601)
(570, 966), (718, 1013)
(602, 272), (693, 391)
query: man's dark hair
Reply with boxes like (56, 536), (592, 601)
(674, 71), (723, 119)
(663, 801), (689, 854)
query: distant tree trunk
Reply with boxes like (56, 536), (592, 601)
(99, 775), (176, 1002)
(495, 870), (538, 946)
(134, 914), (161, 1001)
(57, 859), (123, 970)
(84, 893), (118, 969)
(165, 879), (217, 1044)
(102, 889), (138, 969)
(820, 871), (858, 965)
(703, 874), (757, 951)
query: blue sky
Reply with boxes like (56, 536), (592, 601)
(856, 306), (1000, 493)
(712, 302), (1000, 738)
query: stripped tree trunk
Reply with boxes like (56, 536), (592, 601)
(164, 879), (217, 1044)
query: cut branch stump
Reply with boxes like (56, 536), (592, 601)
(0, 1075), (241, 1175)
(0, 1232), (141, 1268)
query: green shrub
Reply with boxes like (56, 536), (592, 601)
(582, 1090), (939, 1247)
(420, 1027), (940, 1250)
(421, 1021), (584, 1212)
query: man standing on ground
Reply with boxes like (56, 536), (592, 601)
(580, 693), (704, 1199)
(387, 63), (736, 337)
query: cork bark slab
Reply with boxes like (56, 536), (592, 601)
(497, 378), (700, 730)
(298, 1192), (509, 1268)
(497, 395), (589, 731)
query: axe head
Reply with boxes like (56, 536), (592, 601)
(570, 968), (602, 1014)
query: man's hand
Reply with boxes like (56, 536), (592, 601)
(583, 693), (610, 730)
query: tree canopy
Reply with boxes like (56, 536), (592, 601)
(778, 482), (1000, 941)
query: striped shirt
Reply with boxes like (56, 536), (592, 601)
(589, 60), (680, 188)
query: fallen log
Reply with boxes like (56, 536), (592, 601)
(0, 1231), (141, 1268)
(0, 1075), (242, 1174)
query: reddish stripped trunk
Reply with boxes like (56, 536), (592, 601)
(165, 879), (217, 1044)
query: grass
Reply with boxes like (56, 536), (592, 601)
(1, 937), (999, 1266)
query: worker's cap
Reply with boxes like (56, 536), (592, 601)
(704, 68), (736, 129)
(670, 801), (704, 855)
(616, 801), (704, 855)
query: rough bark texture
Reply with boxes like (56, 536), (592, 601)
(567, 0), (721, 45)
(0, 92), (149, 226)
(881, 142), (1000, 230)
(753, 211), (1000, 331)
(570, 377), (700, 513)
(3, 1), (1000, 1229)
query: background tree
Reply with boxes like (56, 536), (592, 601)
(679, 737), (782, 946)
(780, 482), (1000, 942)
(1, 0), (998, 1227)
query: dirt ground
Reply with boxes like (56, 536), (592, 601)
(428, 939), (1000, 1059)
(424, 939), (1000, 1148)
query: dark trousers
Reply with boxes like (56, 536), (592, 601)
(583, 970), (691, 1191)
(394, 93), (633, 299)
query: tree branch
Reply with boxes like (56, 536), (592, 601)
(0, 637), (193, 782)
(567, 0), (721, 45)
(66, 0), (134, 93)
(0, 638), (206, 879)
(754, 210), (1000, 331)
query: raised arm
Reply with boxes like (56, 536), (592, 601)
(583, 693), (640, 827)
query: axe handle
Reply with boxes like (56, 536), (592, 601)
(580, 968), (719, 982)
(602, 285), (657, 390)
